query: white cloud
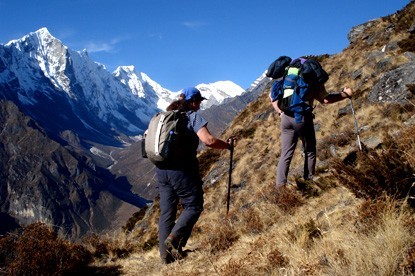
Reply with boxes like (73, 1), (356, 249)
(86, 41), (115, 53)
(84, 36), (128, 53)
(56, 28), (77, 40)
(149, 33), (164, 40)
(181, 21), (208, 29)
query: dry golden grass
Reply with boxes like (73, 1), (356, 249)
(396, 126), (415, 169)
(106, 4), (415, 272)
(100, 88), (415, 274)
(318, 200), (415, 275)
(2, 3), (415, 275)
(108, 187), (413, 276)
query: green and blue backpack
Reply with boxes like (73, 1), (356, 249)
(268, 56), (329, 122)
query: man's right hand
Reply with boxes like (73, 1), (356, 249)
(342, 86), (353, 98)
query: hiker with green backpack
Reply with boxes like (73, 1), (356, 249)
(145, 87), (236, 264)
(267, 56), (353, 189)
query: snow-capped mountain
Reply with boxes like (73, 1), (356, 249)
(113, 65), (174, 111)
(196, 81), (244, 110)
(0, 28), (158, 146)
(0, 28), (245, 146)
(245, 72), (270, 94)
(113, 66), (244, 111)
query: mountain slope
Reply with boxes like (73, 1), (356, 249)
(0, 100), (150, 238)
(96, 1), (415, 274)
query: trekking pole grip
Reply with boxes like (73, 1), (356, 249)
(227, 136), (235, 150)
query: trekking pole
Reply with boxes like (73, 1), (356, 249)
(226, 137), (235, 215)
(349, 98), (362, 151)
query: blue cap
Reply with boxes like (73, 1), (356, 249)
(182, 87), (206, 101)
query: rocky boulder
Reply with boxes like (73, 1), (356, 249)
(368, 59), (415, 103)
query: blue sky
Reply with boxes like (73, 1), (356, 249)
(0, 0), (410, 91)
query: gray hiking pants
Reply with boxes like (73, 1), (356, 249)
(156, 168), (204, 259)
(276, 113), (316, 186)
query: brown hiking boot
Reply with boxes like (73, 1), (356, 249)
(160, 253), (175, 265)
(164, 234), (183, 261)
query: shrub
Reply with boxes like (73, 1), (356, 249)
(198, 149), (222, 177)
(332, 135), (415, 200)
(235, 126), (256, 139)
(354, 199), (388, 235)
(395, 123), (415, 169)
(260, 182), (303, 214)
(400, 242), (415, 274)
(82, 233), (136, 260)
(0, 222), (92, 275)
(398, 34), (415, 53)
(220, 258), (247, 276)
(267, 248), (290, 267)
(239, 208), (264, 234)
(200, 219), (239, 254)
(286, 219), (322, 249)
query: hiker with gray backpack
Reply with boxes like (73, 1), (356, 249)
(144, 87), (236, 264)
(267, 56), (353, 189)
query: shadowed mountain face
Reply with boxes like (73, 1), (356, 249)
(0, 101), (149, 238)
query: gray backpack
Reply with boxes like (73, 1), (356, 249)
(144, 111), (186, 166)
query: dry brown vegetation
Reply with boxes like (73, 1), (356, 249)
(0, 222), (93, 275)
(1, 2), (415, 275)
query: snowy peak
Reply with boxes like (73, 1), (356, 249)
(6, 27), (54, 48)
(196, 81), (244, 109)
(114, 66), (147, 97)
(245, 72), (270, 94)
(113, 65), (169, 110)
(4, 27), (70, 94)
(33, 27), (55, 45)
(114, 65), (171, 100)
(161, 81), (245, 111)
(200, 81), (244, 97)
(113, 66), (245, 111)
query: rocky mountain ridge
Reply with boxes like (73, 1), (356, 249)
(0, 28), (246, 148)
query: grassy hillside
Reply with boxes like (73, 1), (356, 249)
(108, 2), (415, 274)
(1, 1), (415, 275)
